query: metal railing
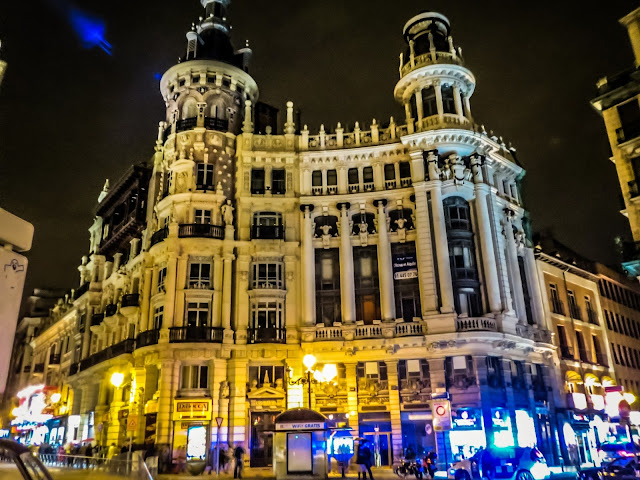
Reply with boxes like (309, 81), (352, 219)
(149, 227), (168, 247)
(48, 354), (61, 365)
(136, 329), (160, 348)
(551, 298), (565, 316)
(568, 303), (582, 321)
(247, 327), (286, 344)
(251, 224), (284, 240)
(560, 345), (574, 360)
(92, 313), (105, 326)
(169, 326), (224, 343)
(79, 339), (135, 371)
(455, 317), (497, 332)
(178, 223), (224, 239)
(38, 453), (155, 479)
(121, 293), (140, 308)
(204, 116), (229, 131)
(616, 121), (640, 144)
(587, 308), (599, 325)
(176, 117), (197, 132)
(75, 282), (90, 298)
(33, 363), (44, 373)
(105, 303), (118, 317)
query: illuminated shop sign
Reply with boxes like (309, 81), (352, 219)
(173, 399), (212, 421)
(276, 422), (326, 431)
(392, 253), (418, 280)
(452, 409), (481, 430)
(590, 395), (605, 411)
(571, 393), (588, 411)
(491, 408), (511, 431)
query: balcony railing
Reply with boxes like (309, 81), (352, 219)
(355, 325), (384, 339)
(150, 227), (169, 247)
(596, 355), (609, 368)
(395, 322), (424, 337)
(91, 313), (104, 326)
(203, 116), (229, 131)
(247, 327), (286, 344)
(400, 177), (412, 187)
(188, 278), (212, 289)
(75, 282), (90, 298)
(48, 354), (60, 365)
(568, 304), (582, 321)
(587, 309), (599, 325)
(196, 182), (216, 192)
(551, 299), (565, 316)
(176, 117), (197, 132)
(178, 223), (224, 239)
(105, 304), (118, 317)
(578, 349), (591, 363)
(79, 339), (135, 372)
(33, 363), (44, 373)
(315, 326), (344, 341)
(169, 326), (224, 343)
(251, 225), (284, 240)
(616, 121), (640, 144)
(69, 363), (79, 376)
(121, 294), (140, 308)
(136, 329), (160, 348)
(455, 317), (498, 332)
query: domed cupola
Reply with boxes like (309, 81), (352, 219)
(394, 12), (475, 134)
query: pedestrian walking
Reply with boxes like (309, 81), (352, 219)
(233, 443), (245, 479)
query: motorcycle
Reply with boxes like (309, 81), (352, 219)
(395, 458), (425, 479)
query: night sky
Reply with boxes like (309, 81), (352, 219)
(0, 0), (637, 296)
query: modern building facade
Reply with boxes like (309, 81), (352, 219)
(592, 6), (640, 277)
(6, 0), (563, 468)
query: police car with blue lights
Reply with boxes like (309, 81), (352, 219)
(448, 447), (550, 480)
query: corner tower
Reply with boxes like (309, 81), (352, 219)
(158, 0), (258, 199)
(394, 12), (475, 134)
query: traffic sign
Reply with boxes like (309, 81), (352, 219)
(432, 399), (452, 431)
(215, 416), (223, 428)
(127, 415), (139, 432)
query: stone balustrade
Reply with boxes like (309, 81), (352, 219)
(455, 317), (498, 332)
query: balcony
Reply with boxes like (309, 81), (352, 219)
(169, 326), (224, 343)
(455, 317), (498, 332)
(400, 177), (412, 187)
(33, 363), (44, 373)
(178, 223), (224, 240)
(363, 182), (375, 192)
(69, 363), (79, 376)
(75, 282), (90, 298)
(312, 186), (324, 196)
(79, 339), (135, 372)
(196, 182), (216, 192)
(247, 327), (286, 344)
(596, 355), (609, 368)
(560, 345), (574, 360)
(48, 354), (60, 365)
(578, 349), (591, 363)
(121, 294), (139, 308)
(251, 225), (284, 240)
(104, 303), (118, 318)
(587, 309), (599, 325)
(150, 227), (169, 247)
(385, 179), (397, 189)
(394, 322), (424, 337)
(327, 186), (338, 195)
(551, 299), (565, 316)
(203, 116), (229, 131)
(176, 117), (197, 132)
(616, 120), (640, 144)
(354, 324), (384, 339)
(91, 313), (104, 326)
(136, 329), (160, 348)
(568, 304), (582, 321)
(188, 278), (211, 289)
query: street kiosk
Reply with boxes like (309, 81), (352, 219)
(273, 409), (329, 480)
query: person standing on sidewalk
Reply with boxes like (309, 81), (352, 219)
(233, 443), (245, 479)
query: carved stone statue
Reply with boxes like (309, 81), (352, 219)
(220, 381), (230, 399)
(359, 221), (369, 246)
(427, 152), (441, 181)
(320, 224), (333, 249)
(396, 217), (407, 243)
(221, 200), (234, 226)
(470, 155), (484, 183)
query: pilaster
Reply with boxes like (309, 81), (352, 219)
(338, 204), (356, 323)
(385, 360), (403, 463)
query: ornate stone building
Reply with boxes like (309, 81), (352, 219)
(7, 1), (560, 468)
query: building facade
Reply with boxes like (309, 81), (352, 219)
(6, 0), (561, 467)
(592, 7), (640, 277)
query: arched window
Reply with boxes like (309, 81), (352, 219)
(443, 197), (482, 317)
(182, 98), (198, 119)
(422, 86), (438, 117)
(441, 85), (456, 114)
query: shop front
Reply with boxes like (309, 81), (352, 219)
(489, 408), (514, 448)
(45, 416), (68, 445)
(358, 412), (392, 466)
(400, 411), (435, 458)
(449, 408), (485, 461)
(173, 398), (212, 461)
(250, 411), (279, 467)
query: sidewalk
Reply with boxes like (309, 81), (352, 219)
(158, 466), (397, 480)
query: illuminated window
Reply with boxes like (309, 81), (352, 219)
(354, 246), (380, 323)
(315, 248), (341, 325)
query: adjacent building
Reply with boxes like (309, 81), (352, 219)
(6, 0), (563, 468)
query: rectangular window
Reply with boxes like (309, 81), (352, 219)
(518, 256), (534, 325)
(568, 290), (581, 320)
(348, 168), (359, 185)
(422, 86), (437, 117)
(392, 242), (421, 322)
(252, 262), (284, 289)
(445, 355), (475, 389)
(312, 171), (323, 186)
(196, 164), (215, 189)
(384, 163), (396, 181)
(272, 169), (286, 195)
(441, 85), (456, 114)
(486, 357), (504, 388)
(157, 266), (167, 292)
(327, 169), (338, 186)
(399, 161), (412, 179)
(315, 248), (341, 325)
(251, 169), (266, 194)
(194, 209), (212, 224)
(363, 166), (374, 183)
(186, 302), (209, 328)
(250, 301), (284, 329)
(549, 284), (564, 315)
(153, 306), (164, 330)
(181, 365), (209, 390)
(354, 246), (380, 323)
(188, 262), (211, 289)
(248, 365), (285, 388)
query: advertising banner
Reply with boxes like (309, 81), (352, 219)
(392, 253), (418, 280)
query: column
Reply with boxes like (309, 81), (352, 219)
(434, 81), (444, 118)
(227, 356), (247, 447)
(358, 165), (364, 192)
(132, 366), (147, 443)
(175, 254), (188, 325)
(337, 166), (348, 194)
(81, 309), (91, 359)
(106, 375), (126, 446)
(265, 165), (272, 194)
(94, 378), (110, 446)
(156, 359), (178, 446)
(301, 206), (316, 326)
(474, 184), (502, 313)
(524, 247), (545, 326)
(503, 210), (527, 322)
(375, 200), (396, 321)
(212, 254), (224, 327)
(339, 204), (356, 323)
(221, 252), (235, 330)
(463, 96), (472, 121)
(428, 358), (449, 471)
(453, 85), (463, 117)
(404, 102), (412, 126)
(428, 184), (455, 313)
(140, 267), (153, 332)
(386, 360), (403, 463)
(413, 183), (438, 314)
(321, 170), (328, 194)
(164, 254), (178, 328)
(345, 363), (359, 430)
(415, 89), (424, 123)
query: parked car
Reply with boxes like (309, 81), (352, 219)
(448, 447), (550, 480)
(598, 443), (638, 464)
(0, 439), (53, 480)
(602, 457), (639, 479)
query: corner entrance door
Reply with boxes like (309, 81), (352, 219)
(363, 432), (392, 466)
(250, 412), (279, 467)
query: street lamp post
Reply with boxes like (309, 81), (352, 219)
(287, 355), (337, 409)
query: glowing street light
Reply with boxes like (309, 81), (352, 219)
(110, 372), (124, 388)
(289, 356), (337, 409)
(303, 354), (317, 371)
(50, 393), (62, 404)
